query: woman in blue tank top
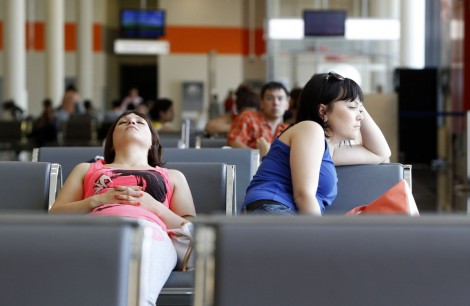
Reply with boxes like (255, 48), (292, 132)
(242, 72), (391, 215)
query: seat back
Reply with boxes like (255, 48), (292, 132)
(158, 161), (238, 305)
(162, 148), (259, 213)
(96, 120), (114, 142)
(33, 146), (104, 180)
(159, 137), (183, 148)
(194, 215), (470, 306)
(194, 135), (228, 148)
(62, 116), (98, 146)
(0, 161), (60, 211)
(0, 120), (30, 150)
(158, 130), (198, 149)
(325, 163), (411, 214)
(165, 162), (236, 215)
(0, 214), (147, 306)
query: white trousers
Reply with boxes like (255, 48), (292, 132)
(139, 219), (177, 306)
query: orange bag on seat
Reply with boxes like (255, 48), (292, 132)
(346, 179), (419, 216)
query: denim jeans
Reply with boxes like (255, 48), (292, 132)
(243, 200), (296, 216)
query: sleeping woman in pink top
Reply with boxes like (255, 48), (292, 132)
(50, 110), (196, 306)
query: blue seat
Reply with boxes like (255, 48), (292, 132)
(325, 163), (412, 214)
(162, 148), (260, 213)
(194, 135), (228, 148)
(165, 162), (236, 215)
(193, 214), (470, 306)
(0, 161), (60, 211)
(0, 213), (148, 306)
(33, 146), (104, 180)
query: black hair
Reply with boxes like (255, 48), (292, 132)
(260, 81), (290, 99)
(150, 98), (173, 121)
(296, 72), (364, 137)
(296, 72), (363, 136)
(236, 91), (260, 111)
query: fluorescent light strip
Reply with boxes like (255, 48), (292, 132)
(345, 19), (400, 40)
(114, 39), (170, 55)
(268, 19), (304, 40)
(268, 18), (400, 40)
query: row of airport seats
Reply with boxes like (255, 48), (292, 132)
(29, 146), (412, 305)
(193, 214), (470, 306)
(4, 212), (468, 306)
(31, 146), (411, 215)
(0, 150), (412, 305)
(0, 158), (234, 305)
(0, 119), (230, 151)
(32, 146), (260, 212)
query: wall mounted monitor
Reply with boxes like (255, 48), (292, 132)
(303, 10), (346, 37)
(120, 9), (165, 39)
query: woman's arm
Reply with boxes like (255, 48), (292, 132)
(283, 121), (324, 215)
(333, 107), (391, 166)
(137, 169), (196, 229)
(49, 163), (92, 213)
(204, 113), (232, 135)
(50, 163), (141, 213)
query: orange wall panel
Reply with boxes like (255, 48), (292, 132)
(93, 24), (102, 52)
(0, 22), (261, 55)
(164, 26), (265, 55)
(65, 22), (76, 51)
(25, 22), (45, 51)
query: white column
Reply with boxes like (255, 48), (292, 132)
(370, 0), (399, 18)
(369, 0), (400, 92)
(4, 0), (27, 112)
(400, 0), (425, 68)
(46, 0), (64, 107)
(77, 0), (93, 100)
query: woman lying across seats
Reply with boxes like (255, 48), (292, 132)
(242, 72), (393, 216)
(50, 110), (196, 305)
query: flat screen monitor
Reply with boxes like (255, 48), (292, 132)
(120, 9), (165, 39)
(303, 10), (346, 37)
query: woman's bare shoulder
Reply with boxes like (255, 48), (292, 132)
(166, 168), (186, 183)
(69, 162), (92, 176)
(280, 121), (324, 143)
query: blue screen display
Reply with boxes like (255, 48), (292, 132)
(120, 9), (165, 38)
(303, 10), (346, 37)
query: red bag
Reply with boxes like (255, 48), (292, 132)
(346, 179), (419, 216)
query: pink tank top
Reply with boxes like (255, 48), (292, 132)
(84, 160), (173, 231)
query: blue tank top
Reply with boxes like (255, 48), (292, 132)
(242, 137), (337, 213)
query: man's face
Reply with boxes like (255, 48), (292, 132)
(260, 88), (289, 120)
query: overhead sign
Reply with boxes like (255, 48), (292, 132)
(114, 39), (170, 55)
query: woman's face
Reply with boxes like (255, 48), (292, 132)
(113, 113), (152, 148)
(323, 99), (363, 142)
